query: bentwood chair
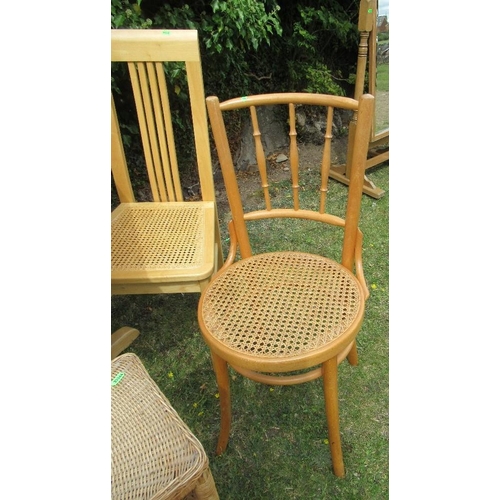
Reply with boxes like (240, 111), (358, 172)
(112, 353), (219, 499)
(111, 30), (222, 296)
(198, 92), (374, 477)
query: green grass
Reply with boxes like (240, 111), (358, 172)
(111, 164), (389, 499)
(376, 63), (389, 93)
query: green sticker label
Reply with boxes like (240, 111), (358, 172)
(111, 372), (125, 386)
(162, 30), (171, 35)
(241, 96), (248, 101)
(368, 9), (373, 13)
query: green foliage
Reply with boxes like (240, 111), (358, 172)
(304, 61), (345, 96)
(112, 0), (359, 97)
(111, 1), (360, 178)
(151, 3), (197, 30)
(203, 0), (282, 53)
(280, 3), (358, 94)
(376, 63), (389, 93)
(146, 1), (281, 57)
(297, 4), (353, 44)
(203, 2), (281, 96)
(111, 0), (152, 29)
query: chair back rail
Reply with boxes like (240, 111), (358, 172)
(206, 93), (374, 270)
(111, 30), (215, 204)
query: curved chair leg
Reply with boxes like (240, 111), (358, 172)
(211, 351), (231, 455)
(322, 357), (345, 477)
(347, 341), (358, 366)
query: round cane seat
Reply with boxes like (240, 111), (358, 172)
(199, 251), (364, 361)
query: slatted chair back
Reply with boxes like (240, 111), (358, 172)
(111, 30), (222, 295)
(206, 93), (373, 287)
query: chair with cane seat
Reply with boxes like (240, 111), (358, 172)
(112, 353), (219, 499)
(198, 92), (374, 477)
(111, 29), (222, 296)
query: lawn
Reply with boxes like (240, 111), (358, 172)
(111, 163), (389, 499)
(376, 63), (389, 93)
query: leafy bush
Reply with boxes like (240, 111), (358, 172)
(274, 2), (358, 94)
(203, 0), (282, 53)
(111, 1), (360, 179)
(111, 0), (152, 29)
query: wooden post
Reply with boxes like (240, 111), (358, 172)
(329, 0), (387, 199)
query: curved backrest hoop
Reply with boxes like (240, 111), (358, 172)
(206, 92), (374, 268)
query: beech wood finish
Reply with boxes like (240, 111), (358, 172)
(198, 92), (374, 477)
(111, 326), (140, 359)
(329, 0), (388, 198)
(111, 30), (222, 295)
(112, 353), (219, 499)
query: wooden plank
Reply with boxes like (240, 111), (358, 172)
(111, 327), (140, 359)
(111, 29), (200, 62)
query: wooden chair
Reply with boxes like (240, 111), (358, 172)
(111, 30), (223, 295)
(198, 92), (374, 477)
(112, 353), (219, 499)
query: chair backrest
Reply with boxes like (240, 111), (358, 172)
(206, 92), (374, 276)
(111, 29), (215, 204)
